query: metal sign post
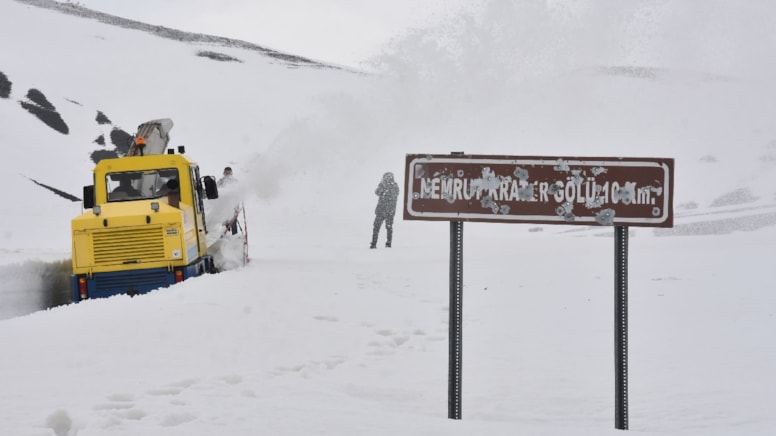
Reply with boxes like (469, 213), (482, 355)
(449, 220), (464, 420)
(614, 225), (629, 430)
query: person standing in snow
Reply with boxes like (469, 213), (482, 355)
(217, 166), (240, 235)
(370, 172), (400, 249)
(218, 166), (236, 187)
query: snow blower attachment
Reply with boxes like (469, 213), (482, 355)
(128, 118), (174, 156)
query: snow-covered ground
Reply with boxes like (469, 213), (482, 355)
(1, 1), (775, 435)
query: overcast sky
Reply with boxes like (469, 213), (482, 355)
(64, 0), (471, 68)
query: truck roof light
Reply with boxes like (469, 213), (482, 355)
(151, 202), (160, 212)
(93, 206), (101, 216)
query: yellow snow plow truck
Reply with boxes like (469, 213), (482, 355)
(71, 119), (219, 301)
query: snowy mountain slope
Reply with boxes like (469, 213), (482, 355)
(0, 1), (775, 435)
(17, 0), (339, 69)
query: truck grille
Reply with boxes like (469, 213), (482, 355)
(92, 226), (166, 265)
(92, 269), (172, 296)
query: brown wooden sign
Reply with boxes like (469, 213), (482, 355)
(404, 154), (674, 227)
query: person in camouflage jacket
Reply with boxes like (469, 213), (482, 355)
(370, 172), (400, 248)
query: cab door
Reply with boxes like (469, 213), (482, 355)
(189, 165), (209, 257)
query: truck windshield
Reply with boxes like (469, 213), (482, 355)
(107, 168), (179, 202)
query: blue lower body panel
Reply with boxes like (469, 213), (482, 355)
(71, 256), (214, 301)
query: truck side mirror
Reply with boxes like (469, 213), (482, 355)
(83, 185), (95, 209)
(203, 176), (219, 199)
